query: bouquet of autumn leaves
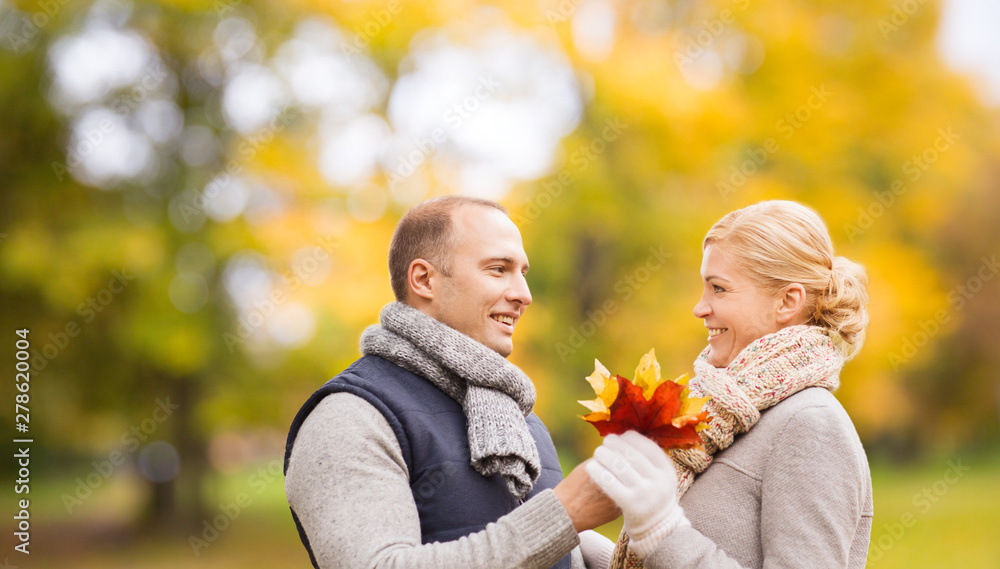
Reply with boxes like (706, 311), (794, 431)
(579, 349), (712, 451)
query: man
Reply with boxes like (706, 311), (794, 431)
(284, 196), (617, 569)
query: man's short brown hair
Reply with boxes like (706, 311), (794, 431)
(388, 196), (509, 301)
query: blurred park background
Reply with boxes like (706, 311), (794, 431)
(1, 0), (999, 566)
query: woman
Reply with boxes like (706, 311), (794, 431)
(587, 200), (874, 568)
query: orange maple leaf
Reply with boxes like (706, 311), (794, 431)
(579, 350), (711, 451)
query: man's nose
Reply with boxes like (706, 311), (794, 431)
(510, 273), (532, 306)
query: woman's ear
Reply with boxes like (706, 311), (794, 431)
(408, 259), (436, 301)
(776, 283), (808, 325)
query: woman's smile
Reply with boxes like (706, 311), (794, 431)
(707, 327), (728, 340)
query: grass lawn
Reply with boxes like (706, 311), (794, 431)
(3, 453), (999, 567)
(863, 453), (1000, 568)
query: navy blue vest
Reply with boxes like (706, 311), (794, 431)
(284, 355), (572, 568)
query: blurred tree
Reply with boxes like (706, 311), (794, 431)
(0, 0), (998, 537)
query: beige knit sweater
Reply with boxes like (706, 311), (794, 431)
(645, 387), (873, 568)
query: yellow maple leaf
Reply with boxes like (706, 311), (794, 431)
(671, 373), (712, 429)
(633, 348), (664, 400)
(577, 359), (619, 421)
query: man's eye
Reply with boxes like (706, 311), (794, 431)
(491, 267), (505, 274)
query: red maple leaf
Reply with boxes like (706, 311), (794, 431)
(585, 374), (710, 451)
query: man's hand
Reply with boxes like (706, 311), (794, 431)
(553, 459), (621, 532)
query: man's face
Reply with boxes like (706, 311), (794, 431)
(428, 205), (532, 357)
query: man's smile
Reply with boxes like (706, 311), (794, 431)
(490, 313), (517, 329)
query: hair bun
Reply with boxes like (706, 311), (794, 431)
(814, 256), (870, 359)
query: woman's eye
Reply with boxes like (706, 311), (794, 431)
(713, 285), (725, 293)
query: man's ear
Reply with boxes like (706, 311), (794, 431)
(408, 259), (436, 301)
(776, 283), (807, 325)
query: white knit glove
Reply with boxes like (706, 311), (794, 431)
(585, 431), (690, 559)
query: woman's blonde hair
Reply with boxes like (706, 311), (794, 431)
(704, 200), (870, 359)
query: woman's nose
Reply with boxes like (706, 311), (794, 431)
(693, 295), (710, 319)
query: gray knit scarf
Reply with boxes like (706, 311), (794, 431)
(359, 301), (541, 499)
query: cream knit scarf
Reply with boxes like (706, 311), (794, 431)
(359, 302), (541, 499)
(612, 324), (844, 568)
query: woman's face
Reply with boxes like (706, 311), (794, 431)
(693, 244), (784, 368)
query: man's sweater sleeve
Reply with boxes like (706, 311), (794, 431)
(285, 393), (581, 569)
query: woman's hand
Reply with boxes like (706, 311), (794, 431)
(586, 431), (690, 558)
